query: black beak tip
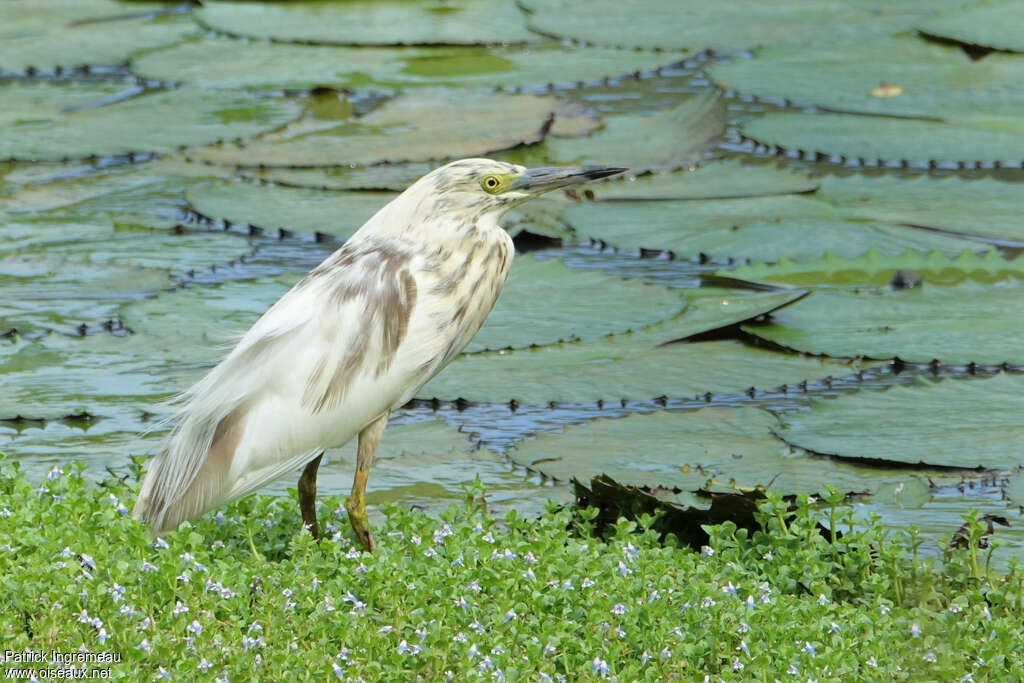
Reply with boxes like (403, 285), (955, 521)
(583, 166), (628, 180)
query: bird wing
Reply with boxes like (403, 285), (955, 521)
(134, 237), (431, 532)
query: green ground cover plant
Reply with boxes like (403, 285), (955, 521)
(2, 458), (1021, 681)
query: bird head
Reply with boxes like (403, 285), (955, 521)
(415, 158), (627, 217)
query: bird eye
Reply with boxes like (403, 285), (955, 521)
(482, 175), (501, 192)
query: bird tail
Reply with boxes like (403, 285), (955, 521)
(133, 405), (246, 534)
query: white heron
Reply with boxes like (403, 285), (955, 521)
(133, 158), (625, 551)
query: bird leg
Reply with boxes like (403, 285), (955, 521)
(298, 452), (324, 540)
(347, 413), (388, 552)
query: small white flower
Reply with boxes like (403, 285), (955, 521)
(154, 538), (169, 550)
(701, 597), (716, 608)
(468, 580), (481, 592)
(787, 664), (799, 675)
(866, 657), (877, 668)
(188, 620), (203, 635)
(923, 650), (937, 663)
(503, 609), (517, 622)
(481, 532), (495, 544)
(156, 666), (170, 679)
(640, 651), (650, 665)
(829, 622), (841, 634)
(97, 628), (109, 644)
(879, 604), (890, 615)
(591, 657), (609, 675)
(80, 554), (96, 570)
(700, 546), (714, 557)
(738, 621), (750, 634)
(660, 647), (671, 660)
(910, 622), (921, 637)
(523, 569), (536, 581)
(468, 643), (479, 659)
(410, 535), (421, 546)
(721, 582), (738, 597)
(332, 662), (344, 679)
(172, 601), (189, 615)
(346, 548), (361, 559)
(581, 577), (595, 588)
(801, 642), (815, 656)
(47, 466), (63, 481)
(379, 625), (393, 633)
(623, 543), (638, 561)
(817, 594), (829, 606)
(356, 563), (368, 574)
(198, 659), (212, 673)
(732, 658), (744, 671)
(137, 639), (152, 654)
(611, 603), (627, 615)
(397, 640), (409, 654)
(616, 561), (632, 577)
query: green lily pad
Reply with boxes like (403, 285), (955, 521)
(195, 88), (559, 167)
(0, 332), (182, 422)
(727, 249), (1021, 288)
(0, 257), (176, 334)
(523, 0), (961, 52)
(544, 90), (726, 172)
(467, 254), (686, 352)
(240, 163), (434, 192)
(919, 1), (1024, 53)
(709, 38), (1024, 119)
(1005, 471), (1024, 508)
(0, 11), (196, 73)
(186, 180), (394, 237)
(560, 193), (983, 259)
(587, 160), (819, 201)
(742, 279), (1024, 364)
(421, 290), (876, 404)
(814, 173), (1024, 245)
(195, 0), (538, 46)
(134, 37), (683, 90)
(509, 407), (931, 495)
(2, 160), (222, 230)
(740, 111), (1024, 165)
(0, 84), (302, 162)
(777, 374), (1024, 470)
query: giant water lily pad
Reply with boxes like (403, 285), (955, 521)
(134, 37), (682, 91)
(0, 257), (175, 335)
(241, 163), (434, 192)
(777, 373), (1024, 470)
(743, 279), (1024, 364)
(509, 408), (937, 494)
(561, 193), (983, 259)
(523, 0), (961, 52)
(814, 173), (1024, 245)
(919, 1), (1024, 53)
(0, 11), (195, 74)
(709, 38), (1024, 119)
(587, 160), (819, 201)
(728, 249), (1020, 288)
(466, 254), (686, 352)
(420, 290), (875, 404)
(196, 0), (538, 46)
(740, 111), (1024, 166)
(186, 180), (393, 237)
(544, 90), (726, 172)
(195, 88), (558, 167)
(0, 84), (302, 162)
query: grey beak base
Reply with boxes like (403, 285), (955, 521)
(511, 165), (628, 193)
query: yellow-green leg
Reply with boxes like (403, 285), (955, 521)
(298, 452), (324, 540)
(347, 413), (388, 552)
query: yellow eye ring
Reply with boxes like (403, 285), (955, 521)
(482, 175), (501, 192)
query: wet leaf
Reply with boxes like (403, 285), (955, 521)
(777, 374), (1024, 470)
(134, 37), (682, 91)
(0, 84), (302, 162)
(467, 254), (687, 352)
(585, 160), (819, 202)
(543, 90), (726, 173)
(195, 88), (559, 167)
(186, 180), (394, 238)
(421, 291), (873, 403)
(560, 192), (982, 260)
(523, 0), (960, 52)
(195, 0), (539, 46)
(740, 111), (1024, 165)
(0, 11), (196, 74)
(919, 0), (1024, 53)
(710, 38), (1024, 119)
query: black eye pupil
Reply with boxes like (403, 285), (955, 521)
(486, 177), (497, 187)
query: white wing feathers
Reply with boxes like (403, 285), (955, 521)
(133, 238), (428, 533)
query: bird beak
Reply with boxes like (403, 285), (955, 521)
(509, 165), (627, 194)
